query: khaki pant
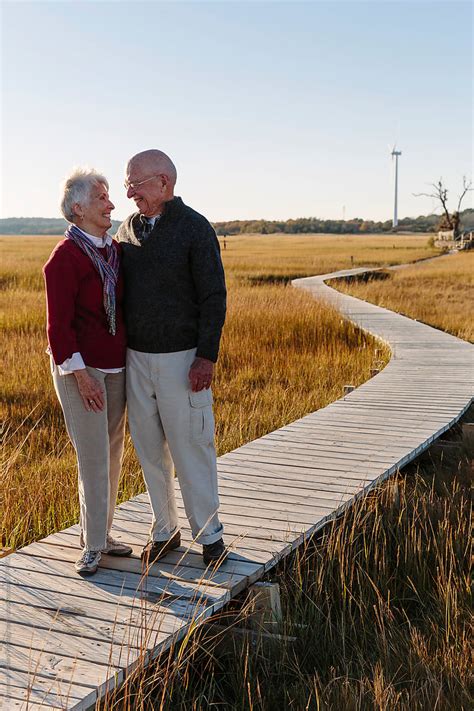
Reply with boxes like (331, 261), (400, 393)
(52, 365), (126, 550)
(126, 347), (223, 545)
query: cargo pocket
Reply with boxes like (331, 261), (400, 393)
(189, 389), (214, 444)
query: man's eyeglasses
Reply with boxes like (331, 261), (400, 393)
(124, 174), (163, 190)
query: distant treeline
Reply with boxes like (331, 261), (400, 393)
(1, 209), (473, 236)
(0, 217), (122, 235)
(214, 208), (474, 235)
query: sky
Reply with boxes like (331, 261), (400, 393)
(1, 0), (472, 222)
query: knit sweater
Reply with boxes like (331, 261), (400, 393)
(43, 239), (127, 368)
(116, 197), (226, 362)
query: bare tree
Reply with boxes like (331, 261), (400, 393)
(414, 176), (472, 235)
(456, 176), (472, 212)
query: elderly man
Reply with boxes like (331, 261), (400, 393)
(116, 149), (227, 566)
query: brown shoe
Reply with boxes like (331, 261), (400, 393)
(141, 532), (181, 565)
(202, 538), (228, 566)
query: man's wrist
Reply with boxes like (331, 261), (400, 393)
(195, 351), (217, 364)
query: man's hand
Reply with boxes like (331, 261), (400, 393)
(74, 369), (105, 412)
(189, 357), (214, 392)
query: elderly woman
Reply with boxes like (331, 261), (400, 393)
(43, 168), (131, 576)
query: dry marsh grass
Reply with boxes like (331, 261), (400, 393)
(219, 232), (437, 280)
(335, 251), (474, 342)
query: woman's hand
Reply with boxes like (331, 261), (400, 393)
(74, 369), (105, 412)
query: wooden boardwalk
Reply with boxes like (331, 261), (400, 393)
(2, 266), (473, 710)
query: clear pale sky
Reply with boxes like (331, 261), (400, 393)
(1, 0), (472, 222)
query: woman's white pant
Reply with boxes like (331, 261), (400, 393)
(53, 366), (126, 550)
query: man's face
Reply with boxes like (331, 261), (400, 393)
(125, 161), (165, 217)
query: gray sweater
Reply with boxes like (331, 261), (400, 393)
(116, 197), (226, 362)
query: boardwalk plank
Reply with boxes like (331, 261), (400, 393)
(0, 555), (228, 603)
(15, 544), (257, 592)
(0, 618), (177, 701)
(240, 442), (402, 470)
(1, 663), (101, 703)
(110, 505), (321, 533)
(218, 464), (368, 492)
(282, 417), (438, 435)
(1, 600), (183, 650)
(262, 434), (414, 459)
(115, 496), (337, 523)
(222, 452), (398, 479)
(0, 689), (64, 710)
(3, 584), (213, 632)
(1, 645), (118, 697)
(122, 486), (344, 513)
(0, 569), (228, 623)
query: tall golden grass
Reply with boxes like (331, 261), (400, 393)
(220, 232), (438, 279)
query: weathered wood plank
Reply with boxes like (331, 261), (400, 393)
(0, 617), (160, 670)
(0, 688), (64, 710)
(115, 494), (338, 522)
(0, 555), (229, 602)
(2, 583), (213, 634)
(221, 451), (397, 479)
(1, 645), (118, 697)
(15, 544), (256, 594)
(1, 600), (183, 650)
(123, 485), (346, 512)
(261, 434), (414, 460)
(238, 443), (403, 471)
(218, 465), (368, 493)
(1, 664), (98, 703)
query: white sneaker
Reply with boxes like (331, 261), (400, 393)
(75, 548), (101, 576)
(102, 534), (133, 557)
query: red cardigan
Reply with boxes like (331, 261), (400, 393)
(43, 239), (127, 368)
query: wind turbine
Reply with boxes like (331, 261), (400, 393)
(390, 145), (402, 228)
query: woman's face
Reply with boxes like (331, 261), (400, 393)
(79, 182), (115, 236)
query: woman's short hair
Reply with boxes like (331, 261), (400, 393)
(60, 167), (109, 222)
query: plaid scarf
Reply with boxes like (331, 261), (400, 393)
(65, 224), (119, 335)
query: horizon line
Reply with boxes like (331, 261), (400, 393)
(0, 208), (458, 224)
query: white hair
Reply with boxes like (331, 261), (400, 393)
(60, 167), (109, 222)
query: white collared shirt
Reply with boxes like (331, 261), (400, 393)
(146, 214), (161, 228)
(56, 227), (124, 375)
(78, 227), (113, 248)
